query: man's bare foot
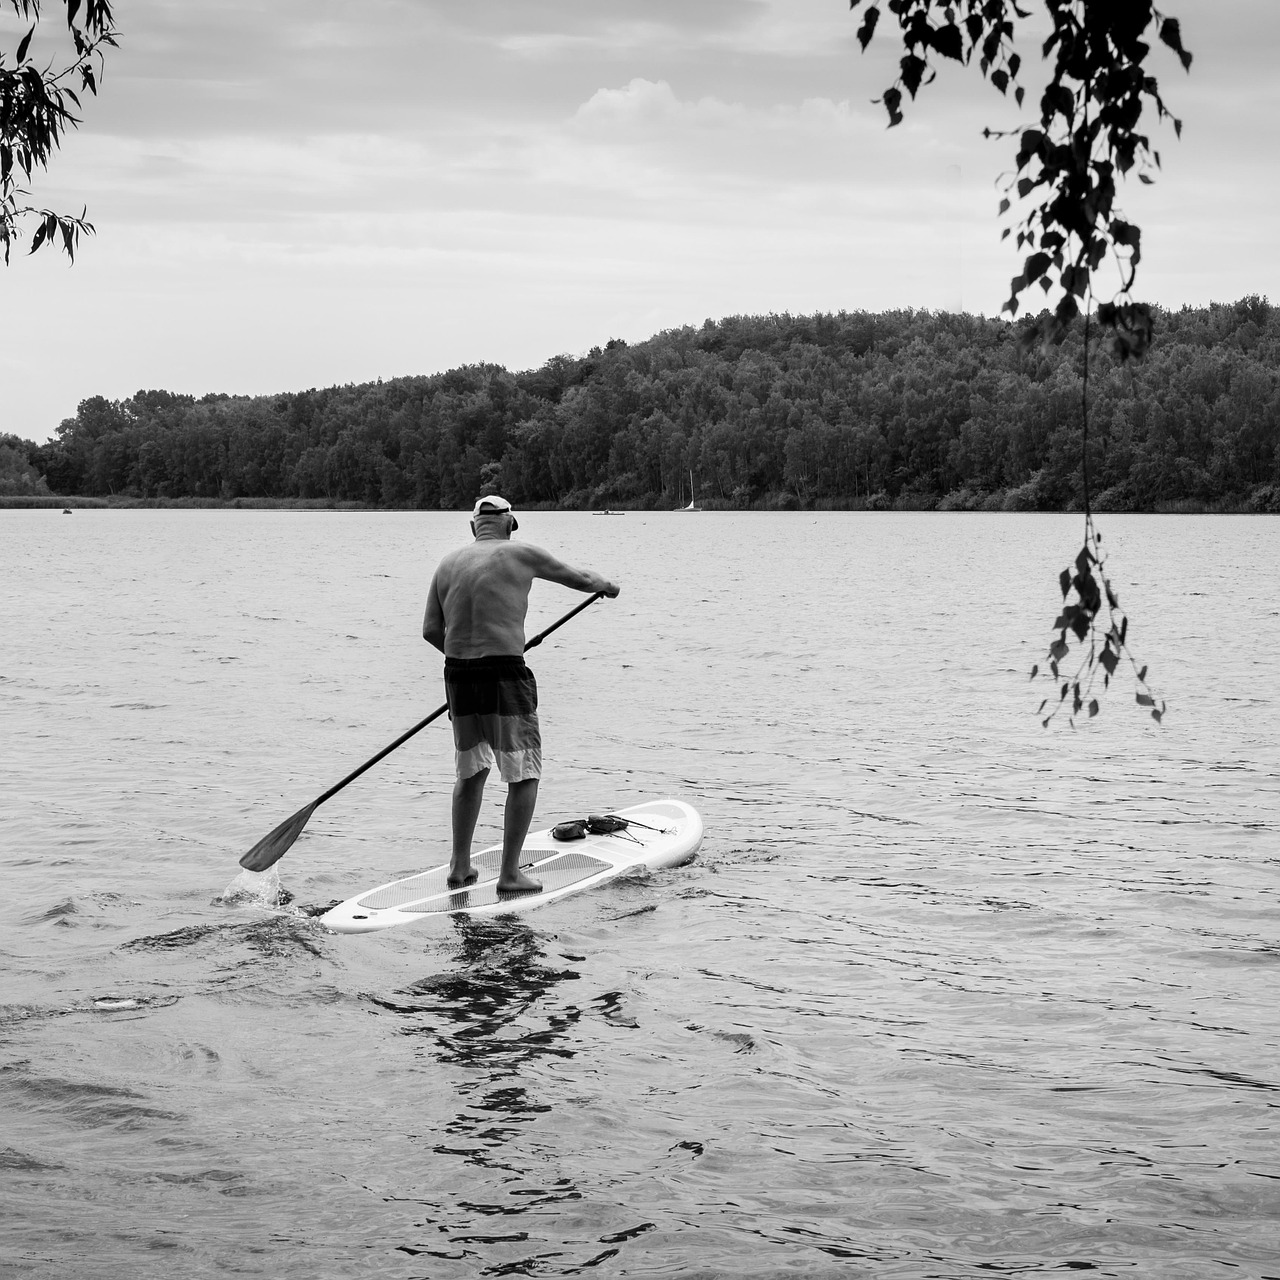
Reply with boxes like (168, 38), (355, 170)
(447, 866), (478, 889)
(497, 871), (542, 896)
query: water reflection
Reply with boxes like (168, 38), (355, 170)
(374, 917), (581, 1077)
(369, 918), (603, 1272)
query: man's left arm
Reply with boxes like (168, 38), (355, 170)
(522, 545), (620, 597)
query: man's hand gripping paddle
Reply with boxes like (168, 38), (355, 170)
(238, 592), (605, 872)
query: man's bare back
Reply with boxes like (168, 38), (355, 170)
(424, 515), (619, 657)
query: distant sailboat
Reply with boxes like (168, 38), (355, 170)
(677, 469), (701, 512)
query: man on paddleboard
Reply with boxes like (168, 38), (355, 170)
(423, 495), (620, 894)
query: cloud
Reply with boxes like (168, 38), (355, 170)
(447, 0), (785, 59)
(572, 76), (871, 141)
(45, 68), (964, 237)
(574, 77), (688, 125)
(562, 77), (964, 212)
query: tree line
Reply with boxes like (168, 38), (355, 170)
(4, 298), (1278, 512)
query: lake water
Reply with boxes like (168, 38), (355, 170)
(2, 509), (1278, 1280)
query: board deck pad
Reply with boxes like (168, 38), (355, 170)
(320, 798), (702, 933)
(402, 852), (612, 914)
(357, 848), (505, 910)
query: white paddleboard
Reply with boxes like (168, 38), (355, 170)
(319, 797), (702, 934)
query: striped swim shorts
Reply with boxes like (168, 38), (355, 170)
(443, 655), (543, 784)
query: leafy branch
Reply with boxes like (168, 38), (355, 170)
(1030, 513), (1164, 728)
(848, 0), (1191, 357)
(848, 0), (1188, 726)
(1, 0), (118, 263)
(1027, 302), (1165, 729)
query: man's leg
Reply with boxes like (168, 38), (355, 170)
(449, 767), (488, 887)
(498, 777), (541, 893)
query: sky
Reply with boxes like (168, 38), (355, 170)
(3, 0), (1278, 442)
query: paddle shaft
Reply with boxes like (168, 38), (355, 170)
(312, 590), (605, 807)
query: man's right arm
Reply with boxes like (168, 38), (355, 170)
(423, 573), (446, 650)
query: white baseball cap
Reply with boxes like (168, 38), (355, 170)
(472, 494), (518, 530)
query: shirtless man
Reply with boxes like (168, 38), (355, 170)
(422, 495), (620, 894)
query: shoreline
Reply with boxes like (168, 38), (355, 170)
(2, 493), (1273, 515)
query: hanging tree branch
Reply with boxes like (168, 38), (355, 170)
(848, 0), (1188, 726)
(1031, 303), (1164, 728)
(1, 0), (118, 263)
(849, 0), (1190, 357)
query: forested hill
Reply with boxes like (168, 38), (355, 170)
(5, 298), (1279, 512)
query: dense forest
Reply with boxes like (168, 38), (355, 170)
(4, 298), (1278, 512)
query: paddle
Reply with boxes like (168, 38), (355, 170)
(239, 591), (606, 872)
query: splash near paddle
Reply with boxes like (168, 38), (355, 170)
(320, 798), (702, 934)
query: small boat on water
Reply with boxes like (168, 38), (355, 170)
(676, 470), (701, 512)
(592, 509), (625, 516)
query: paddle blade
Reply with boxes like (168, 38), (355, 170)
(239, 802), (317, 872)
